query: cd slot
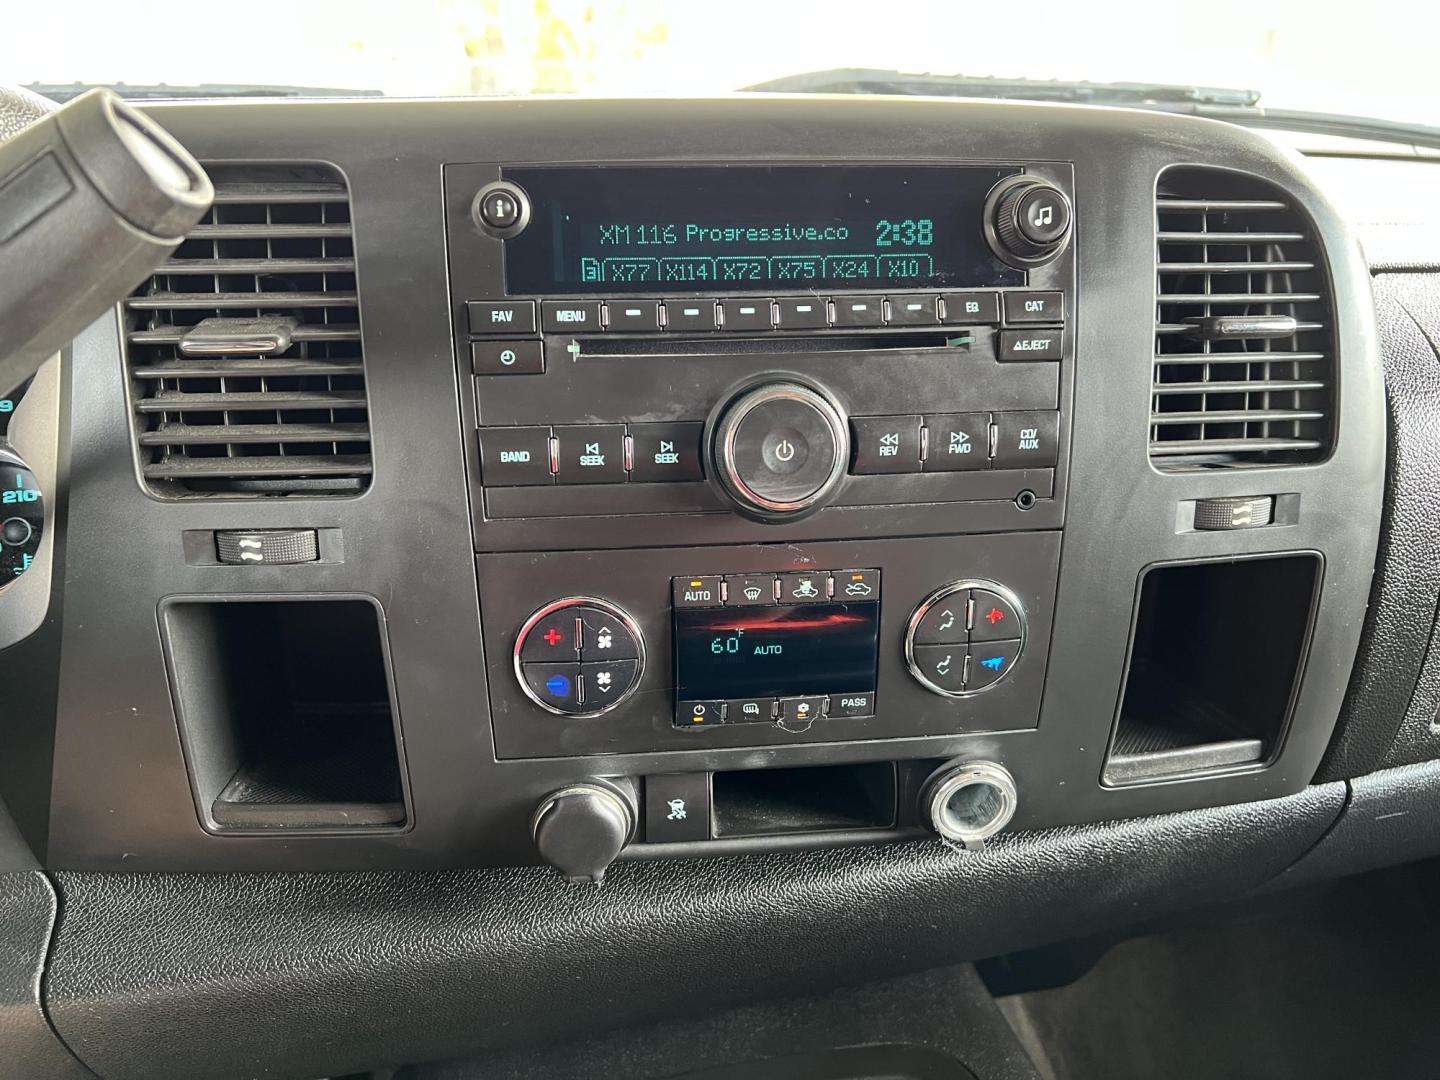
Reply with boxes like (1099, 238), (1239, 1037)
(568, 330), (969, 358)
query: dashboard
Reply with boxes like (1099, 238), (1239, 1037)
(6, 91), (1440, 1079)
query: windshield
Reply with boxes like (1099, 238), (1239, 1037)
(7, 0), (1437, 129)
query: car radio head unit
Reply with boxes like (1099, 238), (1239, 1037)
(501, 164), (1026, 294)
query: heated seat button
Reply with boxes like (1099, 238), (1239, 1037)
(477, 426), (552, 486)
(967, 640), (1022, 690)
(909, 644), (967, 693)
(777, 297), (830, 329)
(912, 593), (970, 645)
(719, 299), (773, 331)
(605, 299), (662, 332)
(832, 296), (883, 328)
(970, 589), (1021, 643)
(580, 659), (639, 706)
(998, 328), (1063, 361)
(521, 662), (583, 714)
(628, 422), (704, 483)
(541, 300), (603, 334)
(645, 774), (711, 843)
(992, 411), (1060, 469)
(924, 413), (990, 471)
(778, 696), (827, 726)
(1003, 290), (1064, 324)
(520, 610), (579, 661)
(850, 415), (922, 474)
(554, 424), (626, 483)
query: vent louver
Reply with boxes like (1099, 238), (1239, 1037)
(123, 163), (371, 495)
(1151, 168), (1333, 467)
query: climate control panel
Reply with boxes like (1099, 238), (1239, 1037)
(479, 532), (1060, 760)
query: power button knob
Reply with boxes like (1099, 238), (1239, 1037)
(987, 177), (1072, 267)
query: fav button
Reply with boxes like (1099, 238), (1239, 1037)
(967, 639), (1022, 690)
(554, 424), (626, 483)
(970, 589), (1021, 643)
(628, 422), (704, 483)
(467, 300), (536, 336)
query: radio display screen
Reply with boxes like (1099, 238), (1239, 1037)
(673, 602), (880, 700)
(503, 165), (1025, 294)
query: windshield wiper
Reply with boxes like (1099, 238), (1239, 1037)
(27, 82), (383, 103)
(742, 69), (1440, 150)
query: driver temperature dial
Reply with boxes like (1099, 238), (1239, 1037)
(514, 597), (645, 717)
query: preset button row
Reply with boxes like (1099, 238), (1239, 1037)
(467, 292), (1064, 336)
(676, 691), (876, 729)
(850, 412), (1060, 474)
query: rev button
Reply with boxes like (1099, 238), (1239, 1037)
(554, 424), (626, 483)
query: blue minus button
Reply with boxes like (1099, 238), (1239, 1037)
(545, 673), (572, 696)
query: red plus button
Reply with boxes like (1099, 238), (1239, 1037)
(970, 588), (1021, 643)
(521, 614), (576, 661)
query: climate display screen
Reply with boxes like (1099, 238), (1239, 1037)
(503, 165), (1024, 294)
(673, 603), (880, 701)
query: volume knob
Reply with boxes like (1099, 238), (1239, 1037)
(707, 380), (849, 523)
(987, 178), (1072, 267)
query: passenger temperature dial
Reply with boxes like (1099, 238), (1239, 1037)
(0, 451), (42, 587)
(904, 580), (1026, 697)
(514, 597), (645, 716)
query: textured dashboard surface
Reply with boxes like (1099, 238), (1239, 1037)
(1321, 273), (1440, 778)
(1376, 274), (1440, 769)
(48, 785), (1343, 1080)
(0, 872), (94, 1079)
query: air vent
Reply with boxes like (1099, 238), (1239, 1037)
(1152, 168), (1334, 467)
(123, 163), (371, 495)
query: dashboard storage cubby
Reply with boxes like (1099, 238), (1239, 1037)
(160, 597), (407, 831)
(1104, 555), (1321, 785)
